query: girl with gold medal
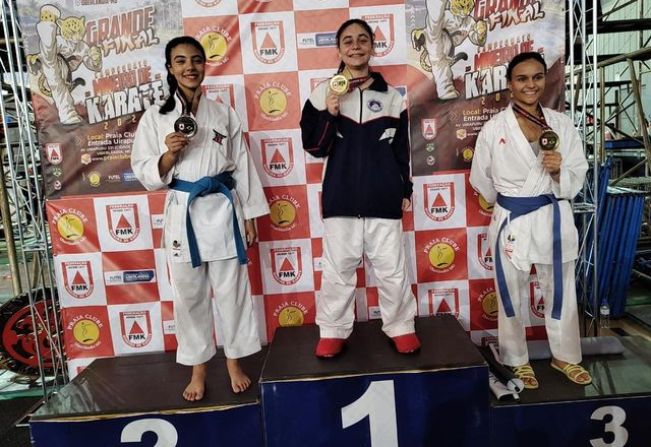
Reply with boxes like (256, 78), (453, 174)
(300, 19), (420, 358)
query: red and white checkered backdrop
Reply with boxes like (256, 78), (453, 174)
(17, 0), (564, 378)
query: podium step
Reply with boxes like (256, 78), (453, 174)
(260, 315), (489, 447)
(490, 336), (651, 446)
(29, 349), (266, 447)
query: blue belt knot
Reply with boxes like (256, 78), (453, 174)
(495, 193), (564, 320)
(169, 171), (247, 267)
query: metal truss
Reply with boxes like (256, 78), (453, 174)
(0, 0), (67, 400)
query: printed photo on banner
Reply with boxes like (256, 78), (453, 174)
(17, 0), (181, 197)
(405, 0), (565, 174)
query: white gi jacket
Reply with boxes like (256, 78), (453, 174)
(131, 95), (269, 263)
(469, 104), (588, 271)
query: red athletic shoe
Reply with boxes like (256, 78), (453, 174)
(315, 338), (345, 358)
(392, 333), (421, 354)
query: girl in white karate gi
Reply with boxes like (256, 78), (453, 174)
(300, 19), (419, 358)
(131, 37), (269, 400)
(470, 52), (592, 388)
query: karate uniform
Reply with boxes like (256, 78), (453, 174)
(131, 95), (269, 364)
(300, 73), (417, 339)
(469, 104), (588, 366)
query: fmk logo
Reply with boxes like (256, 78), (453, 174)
(426, 288), (459, 318)
(477, 233), (493, 270)
(271, 247), (302, 285)
(252, 21), (285, 64)
(63, 261), (93, 299)
(362, 14), (394, 57)
(120, 311), (152, 348)
(424, 182), (455, 221)
(107, 203), (140, 243)
(262, 137), (294, 178)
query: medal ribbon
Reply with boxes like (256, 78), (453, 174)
(512, 102), (549, 130)
(346, 75), (370, 92)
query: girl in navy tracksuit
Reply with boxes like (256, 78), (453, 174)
(300, 19), (420, 357)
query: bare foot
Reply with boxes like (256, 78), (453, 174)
(183, 363), (207, 401)
(226, 358), (251, 394)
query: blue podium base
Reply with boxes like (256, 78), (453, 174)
(29, 350), (266, 447)
(260, 315), (489, 447)
(490, 336), (651, 447)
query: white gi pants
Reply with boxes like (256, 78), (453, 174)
(168, 256), (261, 365)
(317, 217), (417, 339)
(498, 261), (582, 366)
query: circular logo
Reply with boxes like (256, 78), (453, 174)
(329, 74), (349, 95)
(174, 115), (198, 138)
(259, 87), (287, 118)
(72, 319), (100, 345)
(88, 171), (101, 187)
(278, 306), (304, 327)
(481, 291), (498, 320)
(200, 31), (227, 64)
(462, 147), (474, 162)
(478, 194), (494, 213)
(428, 242), (455, 270)
(269, 199), (297, 230)
(426, 155), (436, 166)
(56, 213), (84, 242)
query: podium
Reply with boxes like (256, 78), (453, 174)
(260, 315), (489, 447)
(29, 350), (266, 447)
(490, 336), (651, 447)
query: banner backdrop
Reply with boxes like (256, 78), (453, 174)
(17, 0), (563, 378)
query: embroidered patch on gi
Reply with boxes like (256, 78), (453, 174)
(367, 99), (382, 112)
(213, 130), (226, 144)
(171, 240), (181, 257)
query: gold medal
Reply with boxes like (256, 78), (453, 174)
(329, 74), (349, 96)
(539, 129), (559, 151)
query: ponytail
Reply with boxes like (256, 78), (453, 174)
(159, 72), (178, 115)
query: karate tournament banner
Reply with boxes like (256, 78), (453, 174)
(16, 0), (563, 377)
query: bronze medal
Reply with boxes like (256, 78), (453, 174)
(539, 129), (559, 151)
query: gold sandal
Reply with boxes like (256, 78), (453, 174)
(551, 362), (592, 386)
(511, 364), (539, 389)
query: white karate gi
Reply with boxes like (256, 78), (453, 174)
(131, 95), (269, 364)
(469, 104), (588, 366)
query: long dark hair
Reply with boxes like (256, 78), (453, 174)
(160, 36), (206, 115)
(506, 51), (547, 81)
(335, 19), (374, 74)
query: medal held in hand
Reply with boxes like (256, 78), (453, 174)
(174, 114), (197, 138)
(174, 91), (198, 138)
(539, 129), (559, 151)
(512, 103), (559, 151)
(329, 74), (349, 96)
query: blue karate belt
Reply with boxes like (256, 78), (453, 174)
(169, 171), (248, 268)
(495, 193), (564, 320)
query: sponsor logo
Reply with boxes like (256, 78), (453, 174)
(63, 261), (94, 299)
(52, 166), (63, 177)
(80, 153), (92, 165)
(53, 180), (62, 191)
(262, 137), (293, 178)
(479, 288), (498, 321)
(427, 288), (459, 317)
(424, 182), (455, 221)
(107, 174), (121, 183)
(462, 147), (474, 162)
(106, 203), (140, 243)
(256, 83), (290, 122)
(271, 247), (302, 285)
(122, 171), (138, 182)
(120, 311), (153, 348)
(46, 143), (62, 165)
(88, 171), (101, 187)
(424, 237), (459, 273)
(456, 129), (467, 140)
(269, 195), (298, 231)
(315, 32), (336, 46)
(477, 233), (493, 270)
(199, 28), (231, 66)
(363, 14), (394, 57)
(104, 269), (156, 285)
(54, 210), (87, 244)
(273, 301), (308, 327)
(252, 21), (285, 64)
(421, 118), (437, 140)
(69, 315), (102, 349)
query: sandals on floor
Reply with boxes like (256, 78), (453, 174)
(550, 362), (592, 386)
(510, 364), (539, 389)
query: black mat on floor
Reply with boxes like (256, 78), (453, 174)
(0, 396), (40, 447)
(626, 304), (651, 330)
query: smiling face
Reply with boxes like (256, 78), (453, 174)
(167, 43), (205, 100)
(337, 23), (374, 74)
(508, 58), (546, 109)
